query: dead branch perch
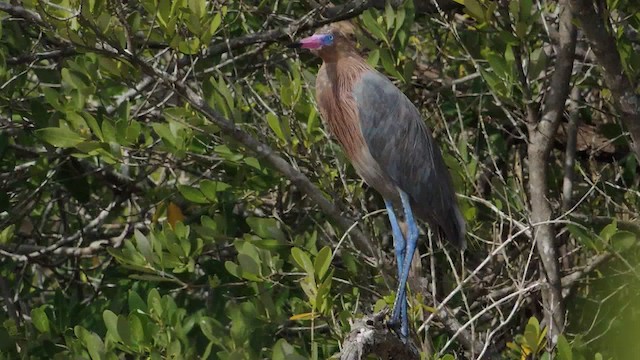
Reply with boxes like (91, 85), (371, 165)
(338, 311), (419, 360)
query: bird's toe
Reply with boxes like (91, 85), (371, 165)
(386, 318), (400, 332)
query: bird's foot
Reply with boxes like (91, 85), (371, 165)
(386, 315), (409, 343)
(386, 318), (402, 338)
(386, 317), (400, 331)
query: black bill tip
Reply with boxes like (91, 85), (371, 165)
(286, 42), (302, 49)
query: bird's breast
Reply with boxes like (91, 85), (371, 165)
(315, 64), (398, 199)
(315, 77), (363, 157)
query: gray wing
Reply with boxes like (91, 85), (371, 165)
(353, 70), (465, 248)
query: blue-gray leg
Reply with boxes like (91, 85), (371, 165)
(384, 199), (408, 338)
(390, 191), (420, 339)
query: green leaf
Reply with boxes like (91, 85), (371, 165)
(209, 12), (222, 35)
(61, 68), (90, 90)
(200, 180), (230, 201)
(125, 120), (141, 144)
(480, 68), (508, 98)
(528, 47), (548, 79)
(42, 87), (62, 111)
(31, 306), (50, 333)
(379, 48), (402, 80)
(157, 0), (172, 26)
(147, 288), (163, 318)
(82, 112), (103, 141)
(178, 37), (201, 54)
(600, 220), (617, 243)
(178, 184), (209, 204)
(515, 22), (528, 38)
(314, 246), (332, 281)
(556, 334), (572, 360)
(567, 224), (597, 250)
(611, 230), (636, 252)
(238, 253), (262, 281)
(315, 270), (333, 313)
(3, 320), (16, 338)
(395, 6), (406, 34)
(66, 111), (88, 132)
(367, 49), (380, 67)
(201, 180), (230, 193)
(212, 76), (235, 115)
(225, 261), (240, 278)
(273, 338), (307, 360)
(134, 229), (153, 262)
(74, 326), (105, 360)
(463, 0), (485, 22)
(152, 123), (177, 146)
(117, 314), (132, 346)
(267, 113), (285, 141)
(384, 2), (395, 30)
(291, 247), (314, 275)
(524, 317), (540, 351)
(509, 0), (520, 21)
(128, 313), (145, 344)
(520, 0), (533, 22)
(128, 290), (147, 314)
(200, 317), (223, 342)
(188, 0), (205, 18)
(167, 340), (181, 357)
(246, 217), (286, 242)
(252, 239), (289, 251)
(300, 276), (317, 305)
(103, 310), (121, 342)
(36, 127), (85, 148)
(484, 51), (510, 79)
(101, 120), (116, 143)
(0, 225), (15, 244)
(361, 10), (387, 42)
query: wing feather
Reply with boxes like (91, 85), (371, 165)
(352, 71), (465, 248)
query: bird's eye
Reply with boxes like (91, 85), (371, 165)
(327, 34), (334, 41)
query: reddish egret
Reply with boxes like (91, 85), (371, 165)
(290, 22), (466, 339)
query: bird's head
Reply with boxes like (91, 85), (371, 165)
(288, 32), (335, 50)
(288, 21), (356, 58)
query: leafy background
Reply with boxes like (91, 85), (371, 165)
(1, 0), (639, 359)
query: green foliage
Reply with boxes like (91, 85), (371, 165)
(359, 2), (416, 82)
(2, 0), (640, 359)
(504, 317), (610, 360)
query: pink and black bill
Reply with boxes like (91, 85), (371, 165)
(287, 34), (334, 49)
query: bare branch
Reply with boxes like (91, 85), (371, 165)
(207, 0), (373, 58)
(0, 2), (45, 26)
(0, 223), (137, 258)
(526, 0), (576, 341)
(561, 253), (612, 295)
(435, 302), (485, 355)
(535, 0), (578, 151)
(562, 88), (581, 211)
(6, 48), (78, 65)
(338, 311), (420, 360)
(3, 198), (126, 261)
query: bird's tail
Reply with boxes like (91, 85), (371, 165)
(439, 205), (466, 250)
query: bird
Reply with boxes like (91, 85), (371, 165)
(289, 21), (466, 340)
